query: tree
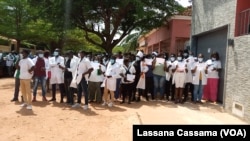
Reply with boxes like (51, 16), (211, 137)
(0, 0), (39, 52)
(70, 0), (184, 53)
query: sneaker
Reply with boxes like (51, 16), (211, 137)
(83, 105), (88, 110)
(101, 102), (107, 106)
(108, 102), (113, 107)
(26, 105), (32, 110)
(72, 103), (81, 108)
(20, 103), (27, 107)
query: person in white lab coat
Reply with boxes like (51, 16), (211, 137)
(191, 53), (208, 104)
(61, 50), (79, 105)
(48, 48), (65, 103)
(183, 50), (195, 102)
(102, 55), (121, 107)
(72, 50), (93, 110)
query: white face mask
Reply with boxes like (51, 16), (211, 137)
(198, 58), (203, 62)
(170, 57), (175, 62)
(53, 52), (59, 56)
(19, 54), (23, 59)
(38, 54), (44, 58)
(78, 53), (81, 58)
(65, 57), (69, 61)
(177, 57), (182, 61)
(128, 62), (132, 66)
(211, 57), (216, 61)
(94, 60), (99, 63)
(136, 57), (140, 61)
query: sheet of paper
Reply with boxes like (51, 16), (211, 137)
(145, 58), (153, 65)
(156, 58), (165, 65)
(116, 58), (124, 65)
(91, 62), (100, 69)
(126, 74), (135, 81)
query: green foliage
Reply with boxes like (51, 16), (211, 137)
(0, 38), (9, 46)
(112, 45), (125, 54)
(0, 0), (184, 54)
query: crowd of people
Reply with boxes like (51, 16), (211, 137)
(9, 48), (222, 110)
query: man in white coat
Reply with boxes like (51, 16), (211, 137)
(72, 50), (93, 110)
(61, 50), (79, 105)
(48, 48), (65, 103)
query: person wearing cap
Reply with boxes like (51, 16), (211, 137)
(48, 48), (65, 103)
(32, 50), (48, 102)
(18, 49), (35, 110)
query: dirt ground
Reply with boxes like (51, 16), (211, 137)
(0, 77), (248, 141)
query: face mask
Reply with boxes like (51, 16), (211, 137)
(128, 62), (132, 66)
(53, 52), (59, 56)
(78, 53), (81, 58)
(110, 59), (115, 64)
(170, 57), (175, 62)
(183, 53), (188, 57)
(94, 60), (99, 63)
(65, 57), (69, 61)
(19, 54), (23, 59)
(198, 58), (203, 62)
(38, 54), (44, 58)
(177, 57), (182, 61)
(212, 57), (216, 61)
(136, 57), (140, 61)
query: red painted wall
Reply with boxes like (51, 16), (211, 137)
(235, 0), (250, 36)
(143, 17), (191, 54)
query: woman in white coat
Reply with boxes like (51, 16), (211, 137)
(102, 55), (121, 107)
(191, 53), (208, 104)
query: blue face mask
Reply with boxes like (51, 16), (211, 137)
(110, 59), (115, 64)
(53, 52), (59, 56)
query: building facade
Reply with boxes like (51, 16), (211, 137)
(138, 7), (191, 55)
(191, 0), (250, 122)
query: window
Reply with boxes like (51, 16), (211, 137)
(238, 8), (250, 35)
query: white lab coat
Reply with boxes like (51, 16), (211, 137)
(184, 56), (195, 83)
(49, 56), (65, 84)
(192, 62), (208, 85)
(103, 62), (121, 91)
(67, 55), (80, 79)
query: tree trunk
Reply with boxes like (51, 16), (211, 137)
(16, 39), (21, 53)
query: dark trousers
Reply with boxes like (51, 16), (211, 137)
(144, 76), (154, 100)
(64, 77), (74, 104)
(13, 77), (20, 99)
(51, 83), (65, 101)
(77, 78), (88, 105)
(165, 77), (175, 100)
(184, 82), (194, 101)
(121, 83), (133, 103)
(131, 77), (140, 101)
(115, 78), (121, 99)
